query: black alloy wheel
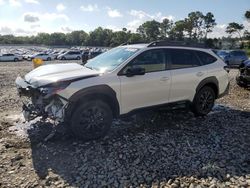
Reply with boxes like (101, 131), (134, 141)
(192, 86), (215, 116)
(70, 100), (112, 140)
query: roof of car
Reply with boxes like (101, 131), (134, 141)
(121, 41), (208, 49)
(121, 43), (148, 49)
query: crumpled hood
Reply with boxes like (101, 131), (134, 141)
(25, 63), (99, 87)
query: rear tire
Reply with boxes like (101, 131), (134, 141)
(191, 86), (215, 116)
(47, 57), (51, 61)
(62, 56), (66, 60)
(14, 58), (18, 62)
(70, 100), (113, 141)
(76, 56), (81, 60)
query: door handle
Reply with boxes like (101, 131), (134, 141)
(196, 72), (204, 77)
(160, 77), (169, 81)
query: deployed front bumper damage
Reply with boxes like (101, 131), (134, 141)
(15, 76), (68, 122)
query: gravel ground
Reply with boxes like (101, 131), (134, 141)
(0, 61), (249, 188)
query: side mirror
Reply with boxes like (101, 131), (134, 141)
(125, 66), (145, 77)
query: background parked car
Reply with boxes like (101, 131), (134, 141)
(236, 59), (250, 87)
(23, 54), (33, 60)
(88, 51), (103, 59)
(81, 51), (89, 64)
(31, 53), (55, 61)
(0, 53), (23, 62)
(216, 50), (229, 59)
(223, 50), (248, 66)
(57, 51), (82, 60)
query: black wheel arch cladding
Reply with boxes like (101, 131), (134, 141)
(65, 84), (120, 119)
(195, 76), (219, 99)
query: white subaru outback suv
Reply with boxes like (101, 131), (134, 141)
(16, 41), (229, 140)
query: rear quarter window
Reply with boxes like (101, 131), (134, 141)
(196, 51), (217, 65)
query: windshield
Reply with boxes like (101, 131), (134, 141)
(84, 47), (139, 72)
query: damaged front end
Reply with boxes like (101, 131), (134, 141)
(16, 76), (69, 122)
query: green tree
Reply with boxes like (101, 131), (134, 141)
(0, 35), (15, 44)
(122, 28), (127, 32)
(66, 30), (88, 46)
(128, 33), (145, 43)
(169, 20), (186, 40)
(137, 20), (161, 41)
(226, 22), (244, 41)
(203, 12), (216, 39)
(110, 31), (129, 46)
(185, 11), (204, 40)
(160, 18), (173, 39)
(86, 27), (113, 46)
(243, 30), (250, 40)
(50, 33), (67, 45)
(245, 10), (250, 21)
(36, 33), (51, 45)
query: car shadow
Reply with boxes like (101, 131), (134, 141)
(27, 105), (250, 187)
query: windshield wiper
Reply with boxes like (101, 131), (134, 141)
(84, 65), (94, 70)
(84, 66), (100, 71)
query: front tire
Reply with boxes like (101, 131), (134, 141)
(14, 58), (18, 62)
(191, 86), (215, 116)
(47, 57), (51, 61)
(70, 100), (113, 140)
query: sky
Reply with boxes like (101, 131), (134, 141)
(0, 0), (249, 38)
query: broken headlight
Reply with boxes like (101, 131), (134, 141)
(39, 81), (71, 96)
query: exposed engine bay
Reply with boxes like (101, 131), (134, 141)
(16, 76), (68, 122)
(15, 63), (99, 122)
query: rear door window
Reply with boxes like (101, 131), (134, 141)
(169, 49), (201, 69)
(126, 49), (166, 73)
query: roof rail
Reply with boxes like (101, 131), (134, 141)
(147, 40), (208, 48)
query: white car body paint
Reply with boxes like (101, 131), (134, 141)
(17, 44), (230, 118)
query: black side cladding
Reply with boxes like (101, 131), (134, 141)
(64, 85), (120, 121)
(195, 76), (219, 98)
